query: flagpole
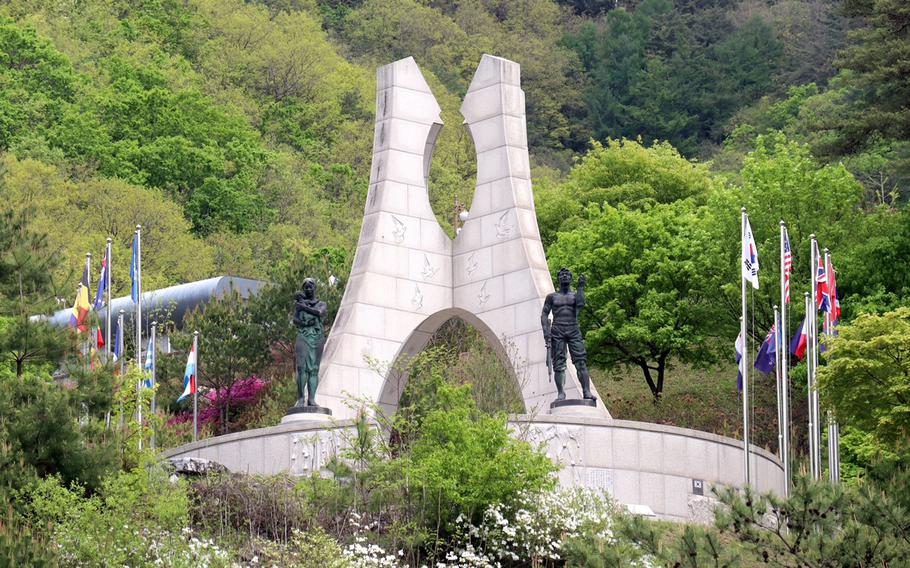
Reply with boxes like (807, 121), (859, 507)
(193, 330), (199, 443)
(134, 225), (142, 442)
(824, 248), (840, 483)
(774, 305), (783, 468)
(809, 234), (821, 479)
(779, 221), (790, 496)
(741, 208), (751, 486)
(105, 238), (112, 361)
(118, 310), (126, 377)
(118, 309), (125, 430)
(85, 252), (92, 368)
(135, 225), (142, 368)
(150, 322), (157, 452)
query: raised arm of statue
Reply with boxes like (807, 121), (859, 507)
(575, 274), (587, 309)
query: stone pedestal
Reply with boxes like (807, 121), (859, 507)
(281, 405), (333, 424)
(548, 398), (602, 418)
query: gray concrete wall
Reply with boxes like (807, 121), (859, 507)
(160, 415), (783, 522)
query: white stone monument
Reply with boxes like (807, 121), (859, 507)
(317, 55), (610, 420)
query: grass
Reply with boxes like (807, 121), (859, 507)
(592, 362), (786, 454)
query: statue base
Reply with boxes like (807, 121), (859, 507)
(281, 405), (333, 424)
(548, 398), (601, 418)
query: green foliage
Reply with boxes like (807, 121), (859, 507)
(707, 132), (866, 335)
(613, 471), (910, 566)
(535, 138), (718, 245)
(252, 527), (351, 568)
(405, 382), (555, 529)
(547, 197), (721, 399)
(0, 368), (117, 494)
(818, 307), (910, 447)
(571, 0), (784, 156)
(0, 207), (69, 376)
(23, 466), (235, 567)
(837, 0), (910, 158)
(0, 154), (215, 293)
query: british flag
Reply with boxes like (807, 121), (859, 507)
(783, 228), (792, 304)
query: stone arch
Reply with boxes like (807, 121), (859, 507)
(376, 307), (527, 417)
(316, 55), (610, 420)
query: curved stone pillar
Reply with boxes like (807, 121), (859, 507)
(317, 55), (609, 419)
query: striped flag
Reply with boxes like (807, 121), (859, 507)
(782, 228), (792, 304)
(177, 343), (197, 403)
(143, 332), (155, 389)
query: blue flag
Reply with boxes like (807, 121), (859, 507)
(130, 233), (139, 302)
(754, 325), (778, 374)
(112, 322), (122, 362)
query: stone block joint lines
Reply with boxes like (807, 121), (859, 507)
(318, 55), (610, 420)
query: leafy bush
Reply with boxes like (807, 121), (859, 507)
(0, 368), (117, 494)
(23, 465), (236, 567)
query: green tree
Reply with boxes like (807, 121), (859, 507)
(169, 290), (273, 435)
(837, 0), (910, 159)
(0, 209), (68, 376)
(571, 0), (783, 156)
(818, 307), (910, 447)
(0, 368), (117, 493)
(706, 133), (866, 336)
(535, 138), (718, 246)
(0, 155), (215, 293)
(547, 200), (722, 400)
(619, 472), (910, 566)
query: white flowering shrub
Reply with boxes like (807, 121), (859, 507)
(437, 488), (653, 567)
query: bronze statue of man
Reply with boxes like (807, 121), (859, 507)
(294, 278), (327, 407)
(541, 267), (594, 401)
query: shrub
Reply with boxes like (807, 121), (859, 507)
(23, 464), (235, 567)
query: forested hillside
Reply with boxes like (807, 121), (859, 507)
(0, 0), (904, 287)
(3, 1), (910, 565)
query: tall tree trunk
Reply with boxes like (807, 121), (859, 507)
(639, 360), (660, 401)
(656, 352), (669, 396)
(16, 357), (23, 377)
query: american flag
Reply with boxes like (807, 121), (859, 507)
(783, 228), (792, 303)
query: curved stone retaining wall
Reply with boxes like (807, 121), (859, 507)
(160, 415), (783, 522)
